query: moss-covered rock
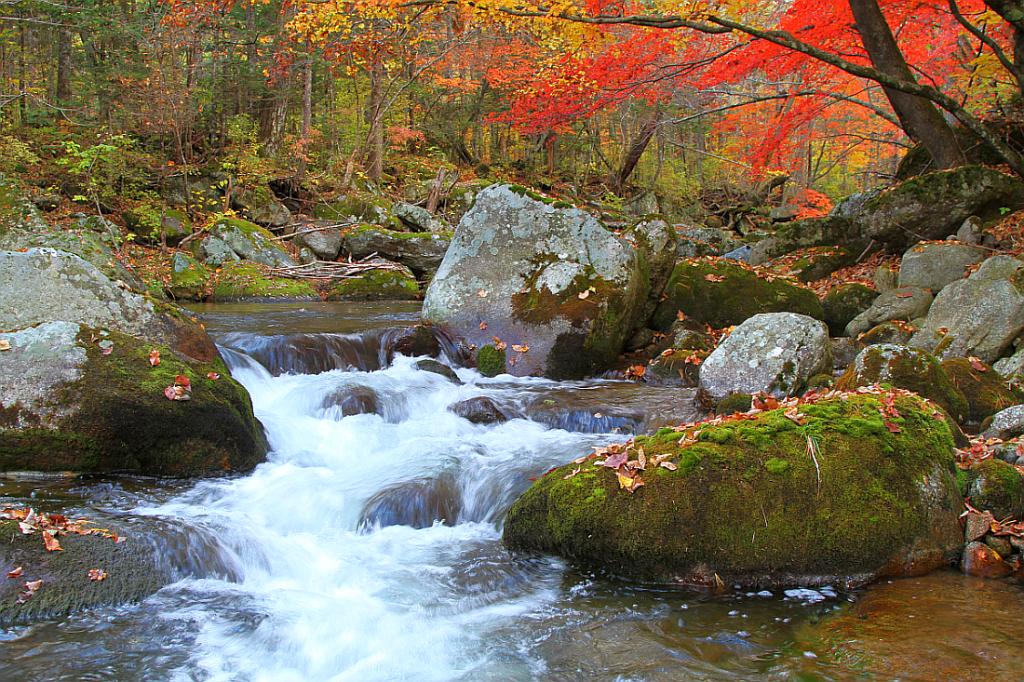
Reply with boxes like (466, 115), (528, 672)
(767, 246), (853, 283)
(325, 265), (420, 301)
(123, 203), (191, 246)
(211, 261), (318, 301)
(314, 193), (393, 225)
(650, 258), (824, 331)
(836, 344), (969, 424)
(476, 344), (506, 377)
(859, 320), (916, 346)
(940, 358), (1023, 425)
(0, 324), (266, 476)
(714, 392), (753, 415)
(0, 517), (164, 625)
(823, 283), (879, 337)
(503, 392), (963, 588)
(967, 458), (1024, 519)
(195, 216), (296, 268)
(166, 252), (210, 301)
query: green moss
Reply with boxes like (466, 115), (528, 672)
(0, 328), (266, 476)
(326, 269), (419, 301)
(503, 393), (962, 586)
(715, 393), (752, 415)
(968, 458), (1024, 519)
(314, 193), (392, 223)
(941, 358), (1023, 424)
(476, 344), (506, 377)
(650, 258), (824, 331)
(211, 261), (318, 301)
(823, 283), (878, 336)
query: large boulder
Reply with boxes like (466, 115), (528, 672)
(0, 249), (216, 360)
(822, 283), (878, 337)
(392, 201), (448, 233)
(194, 217), (296, 268)
(293, 222), (344, 260)
(232, 186), (291, 228)
(0, 322), (266, 475)
(122, 203), (191, 246)
(845, 287), (933, 338)
(422, 185), (674, 379)
(504, 392), (964, 588)
(898, 241), (986, 292)
(909, 256), (1024, 362)
(940, 358), (1022, 424)
(341, 226), (450, 278)
(650, 258), (823, 331)
(836, 344), (969, 424)
(326, 262), (420, 301)
(698, 313), (831, 401)
(211, 261), (318, 301)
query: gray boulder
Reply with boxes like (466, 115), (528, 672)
(293, 222), (343, 260)
(972, 254), (1024, 281)
(898, 241), (985, 292)
(910, 259), (1024, 362)
(699, 312), (832, 401)
(232, 187), (291, 228)
(845, 287), (933, 337)
(423, 185), (674, 379)
(341, 227), (450, 277)
(956, 216), (985, 245)
(994, 348), (1024, 379)
(160, 174), (222, 211)
(393, 202), (448, 233)
(674, 226), (739, 259)
(195, 217), (296, 268)
(983, 405), (1024, 440)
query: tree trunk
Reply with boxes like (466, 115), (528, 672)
(56, 28), (73, 105)
(295, 46), (314, 183)
(611, 108), (660, 194)
(849, 0), (965, 168)
(364, 59), (386, 182)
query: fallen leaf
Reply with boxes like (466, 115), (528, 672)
(562, 467), (582, 480)
(163, 385), (178, 401)
(0, 339), (11, 351)
(895, 292), (913, 298)
(174, 374), (191, 391)
(578, 290), (590, 300)
(884, 420), (902, 434)
(149, 349), (161, 367)
(42, 531), (62, 552)
(479, 322), (488, 330)
(7, 567), (22, 579)
(968, 356), (987, 372)
(206, 372), (220, 380)
(659, 461), (678, 471)
(87, 568), (108, 582)
(476, 289), (488, 298)
(616, 471), (635, 489)
(704, 274), (726, 282)
(511, 344), (529, 353)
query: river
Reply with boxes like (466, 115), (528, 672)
(1, 302), (1022, 681)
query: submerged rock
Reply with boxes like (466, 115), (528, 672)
(359, 474), (461, 529)
(503, 392), (963, 588)
(698, 313), (831, 401)
(450, 397), (509, 424)
(423, 185), (674, 379)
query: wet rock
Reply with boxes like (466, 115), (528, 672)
(962, 541), (1012, 579)
(836, 344), (968, 423)
(909, 257), (1024, 363)
(844, 287), (932, 338)
(293, 222), (343, 260)
(320, 386), (379, 417)
(416, 358), (462, 384)
(967, 458), (1024, 520)
(522, 384), (700, 434)
(341, 226), (450, 278)
(0, 248), (217, 360)
(0, 322), (266, 476)
(823, 283), (878, 337)
(983, 404), (1024, 440)
(326, 263), (420, 301)
(392, 201), (448, 233)
(650, 257), (823, 332)
(964, 510), (995, 542)
(389, 324), (442, 358)
(985, 535), (1014, 558)
(359, 474), (461, 529)
(898, 241), (986, 292)
(699, 313), (831, 401)
(195, 216), (296, 267)
(450, 397), (509, 424)
(423, 185), (674, 379)
(505, 393), (963, 588)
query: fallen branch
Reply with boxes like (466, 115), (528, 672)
(267, 256), (405, 280)
(269, 221), (357, 242)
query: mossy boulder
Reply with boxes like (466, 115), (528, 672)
(0, 517), (165, 625)
(503, 392), (963, 588)
(195, 216), (296, 268)
(314, 193), (393, 225)
(211, 261), (318, 301)
(940, 358), (1023, 424)
(476, 344), (507, 377)
(767, 246), (853, 283)
(646, 329), (714, 387)
(836, 344), (969, 424)
(326, 264), (419, 301)
(966, 458), (1024, 520)
(122, 203), (191, 246)
(859, 320), (916, 346)
(166, 252), (210, 301)
(0, 322), (266, 475)
(823, 283), (878, 337)
(714, 392), (753, 415)
(650, 258), (823, 331)
(231, 185), (291, 227)
(423, 185), (672, 379)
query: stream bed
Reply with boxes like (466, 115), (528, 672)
(1, 302), (1022, 681)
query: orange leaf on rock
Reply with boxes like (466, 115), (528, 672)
(148, 349), (161, 367)
(206, 372), (220, 380)
(88, 568), (108, 582)
(42, 531), (62, 552)
(7, 567), (22, 579)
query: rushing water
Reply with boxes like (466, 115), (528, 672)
(2, 302), (1023, 681)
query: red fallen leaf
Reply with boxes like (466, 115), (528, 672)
(895, 292), (914, 298)
(602, 451), (629, 469)
(42, 531), (62, 552)
(206, 372), (220, 380)
(149, 349), (161, 367)
(163, 385), (178, 401)
(968, 356), (987, 372)
(7, 567), (22, 579)
(174, 374), (191, 390)
(87, 568), (108, 582)
(48, 514), (67, 525)
(479, 322), (488, 331)
(19, 578), (43, 602)
(752, 393), (780, 411)
(884, 420), (902, 433)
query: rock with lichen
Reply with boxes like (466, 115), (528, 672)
(503, 392), (963, 588)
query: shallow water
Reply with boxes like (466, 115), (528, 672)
(1, 302), (1022, 681)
